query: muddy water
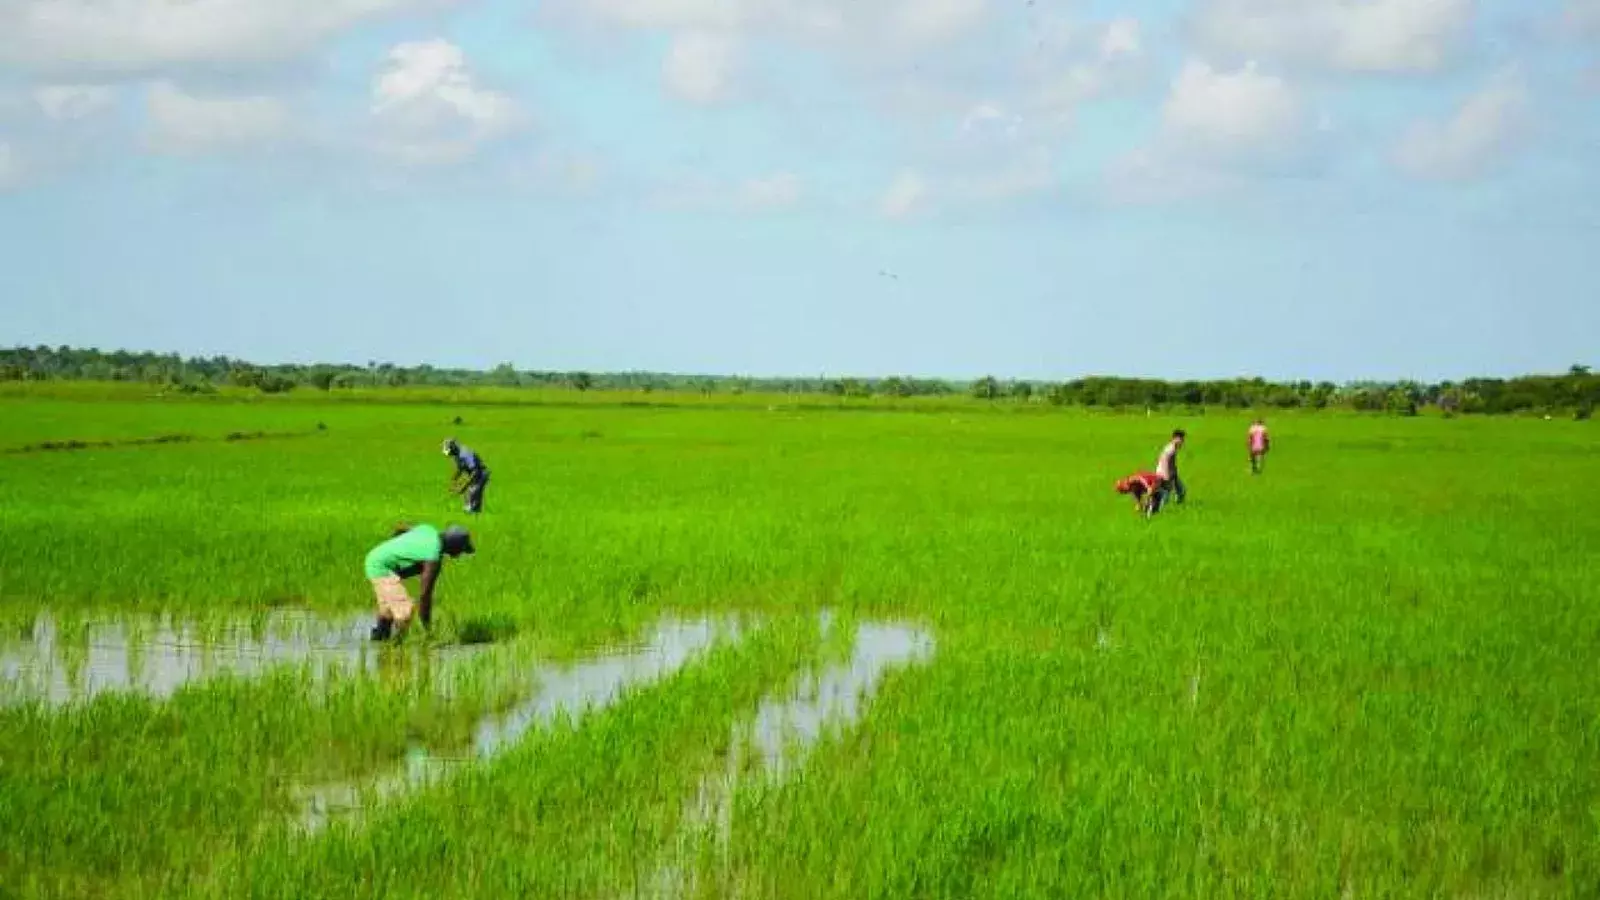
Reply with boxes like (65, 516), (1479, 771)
(645, 614), (936, 898)
(0, 611), (429, 706)
(296, 615), (744, 832)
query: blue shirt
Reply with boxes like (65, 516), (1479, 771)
(455, 448), (487, 478)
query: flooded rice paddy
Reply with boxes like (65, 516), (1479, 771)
(296, 614), (749, 831)
(4, 402), (1595, 897)
(0, 611), (426, 706)
(0, 606), (937, 862)
(645, 614), (936, 897)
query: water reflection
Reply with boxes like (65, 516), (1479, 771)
(297, 615), (742, 831)
(0, 612), (424, 706)
(645, 615), (935, 898)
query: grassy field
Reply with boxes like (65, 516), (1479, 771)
(0, 391), (1595, 898)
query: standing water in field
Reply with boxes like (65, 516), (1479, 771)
(644, 614), (935, 898)
(297, 614), (745, 831)
(0, 611), (424, 706)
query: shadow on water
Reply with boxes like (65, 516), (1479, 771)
(296, 615), (746, 832)
(644, 612), (936, 898)
(0, 611), (478, 707)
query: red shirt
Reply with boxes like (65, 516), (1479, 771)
(1117, 472), (1162, 496)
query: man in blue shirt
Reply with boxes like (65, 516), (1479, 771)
(443, 438), (491, 514)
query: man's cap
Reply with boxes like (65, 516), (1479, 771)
(442, 438), (459, 455)
(442, 525), (475, 555)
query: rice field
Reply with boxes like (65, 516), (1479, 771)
(0, 390), (1595, 898)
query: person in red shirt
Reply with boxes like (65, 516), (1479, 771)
(1115, 471), (1164, 518)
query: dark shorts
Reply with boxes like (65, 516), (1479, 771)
(465, 471), (489, 512)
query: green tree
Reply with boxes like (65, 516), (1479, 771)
(969, 376), (1000, 400)
(491, 363), (520, 387)
(1386, 389), (1418, 417)
(227, 365), (264, 389)
(879, 376), (911, 397)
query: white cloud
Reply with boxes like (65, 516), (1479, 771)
(951, 147), (1055, 203)
(0, 92), (25, 121)
(1015, 17), (1147, 134)
(868, 18), (1144, 217)
(662, 31), (739, 104)
(1105, 59), (1319, 204)
(370, 39), (522, 165)
(883, 0), (986, 51)
(549, 0), (1140, 186)
(0, 141), (22, 189)
(873, 145), (1061, 218)
(872, 151), (1058, 218)
(545, 0), (987, 56)
(512, 150), (604, 193)
(546, 0), (992, 111)
(1394, 69), (1529, 181)
(0, 0), (451, 76)
(1190, 0), (1475, 73)
(1100, 17), (1142, 61)
(918, 13), (1142, 195)
(1565, 0), (1600, 38)
(33, 85), (117, 121)
(1104, 147), (1240, 205)
(959, 103), (1022, 139)
(653, 170), (803, 212)
(738, 171), (802, 210)
(144, 81), (291, 154)
(1162, 60), (1307, 165)
(879, 170), (928, 218)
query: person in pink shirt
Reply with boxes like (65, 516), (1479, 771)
(1248, 419), (1271, 475)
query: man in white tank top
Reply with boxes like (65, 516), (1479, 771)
(1153, 429), (1186, 511)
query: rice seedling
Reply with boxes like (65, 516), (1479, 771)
(0, 395), (1594, 897)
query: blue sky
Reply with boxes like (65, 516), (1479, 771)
(1, 0), (1596, 382)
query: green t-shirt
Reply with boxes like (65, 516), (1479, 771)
(364, 525), (442, 579)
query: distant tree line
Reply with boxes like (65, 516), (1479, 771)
(1, 345), (1593, 417)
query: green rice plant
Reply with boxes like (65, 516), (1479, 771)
(0, 640), (531, 897)
(0, 396), (1594, 898)
(209, 615), (821, 899)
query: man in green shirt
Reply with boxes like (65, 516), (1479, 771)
(364, 523), (475, 641)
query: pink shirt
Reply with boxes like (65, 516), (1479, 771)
(1249, 424), (1268, 452)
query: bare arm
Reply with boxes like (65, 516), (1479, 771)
(417, 560), (441, 626)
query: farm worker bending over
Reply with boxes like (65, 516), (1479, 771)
(1248, 419), (1271, 475)
(443, 438), (491, 514)
(364, 523), (474, 641)
(1153, 429), (1186, 512)
(1116, 471), (1164, 518)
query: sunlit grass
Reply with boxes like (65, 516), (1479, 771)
(0, 396), (1594, 897)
